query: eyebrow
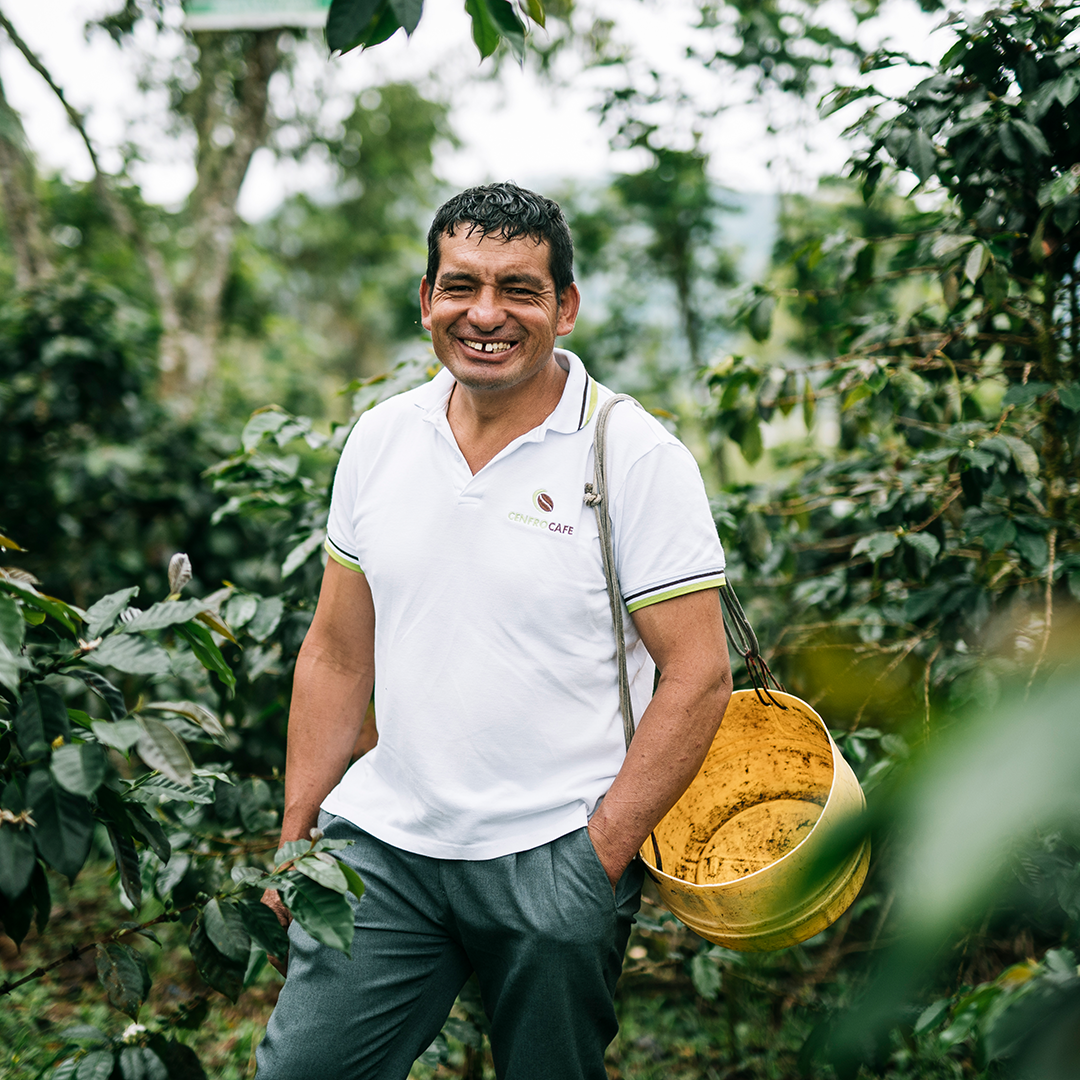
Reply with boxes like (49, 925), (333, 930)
(436, 270), (549, 290)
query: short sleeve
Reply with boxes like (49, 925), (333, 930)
(325, 421), (365, 574)
(608, 435), (726, 613)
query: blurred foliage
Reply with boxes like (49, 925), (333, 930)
(3, 2), (1080, 1079)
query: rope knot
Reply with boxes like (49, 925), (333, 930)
(583, 483), (601, 507)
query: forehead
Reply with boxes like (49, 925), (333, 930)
(434, 229), (554, 285)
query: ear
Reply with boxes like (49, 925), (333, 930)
(419, 277), (432, 331)
(555, 283), (581, 338)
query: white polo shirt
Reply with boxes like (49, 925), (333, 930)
(320, 349), (726, 860)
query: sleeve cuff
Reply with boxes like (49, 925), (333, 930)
(325, 537), (364, 574)
(625, 571), (726, 613)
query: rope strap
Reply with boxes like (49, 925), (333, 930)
(585, 395), (787, 751)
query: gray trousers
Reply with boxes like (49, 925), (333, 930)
(256, 812), (644, 1080)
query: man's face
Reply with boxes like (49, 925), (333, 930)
(420, 229), (580, 396)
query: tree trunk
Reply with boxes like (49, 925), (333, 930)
(160, 30), (282, 406)
(0, 72), (51, 288)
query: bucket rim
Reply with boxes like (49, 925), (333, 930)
(642, 689), (863, 890)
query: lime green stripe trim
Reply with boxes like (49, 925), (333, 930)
(325, 540), (364, 574)
(626, 574), (727, 613)
(584, 378), (600, 425)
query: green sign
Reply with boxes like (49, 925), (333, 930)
(183, 0), (331, 30)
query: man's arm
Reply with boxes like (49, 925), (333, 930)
(263, 558), (376, 928)
(587, 587), (732, 886)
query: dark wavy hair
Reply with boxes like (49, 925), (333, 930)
(426, 182), (575, 297)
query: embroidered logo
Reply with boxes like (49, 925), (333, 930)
(533, 490), (555, 513)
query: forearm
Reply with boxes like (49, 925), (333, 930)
(588, 664), (731, 881)
(279, 637), (374, 843)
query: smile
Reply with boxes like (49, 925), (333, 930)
(462, 339), (514, 353)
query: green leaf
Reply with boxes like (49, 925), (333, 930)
(485, 0), (526, 60)
(0, 879), (32, 944)
(907, 128), (936, 181)
(852, 532), (900, 563)
(30, 857), (50, 932)
(95, 942), (151, 1020)
(223, 593), (258, 630)
(0, 820), (36, 899)
(293, 851), (349, 894)
(59, 1026), (109, 1043)
(92, 719), (143, 753)
(1057, 382), (1080, 411)
(282, 529), (325, 579)
(51, 743), (108, 797)
(238, 897), (291, 957)
(118, 1046), (168, 1080)
(1013, 528), (1048, 569)
(94, 786), (171, 864)
(75, 1050), (117, 1080)
(465, 0), (501, 57)
(275, 838), (314, 864)
(747, 293), (775, 342)
(523, 0), (544, 26)
(27, 768), (93, 880)
(0, 592), (25, 653)
(802, 376), (816, 430)
(690, 953), (722, 1000)
(997, 434), (1039, 477)
(121, 599), (209, 634)
(135, 718), (194, 786)
(189, 919), (246, 1003)
(326, 0), (385, 53)
(1012, 118), (1050, 156)
(284, 875), (355, 956)
(914, 998), (951, 1035)
(84, 587), (140, 640)
(998, 123), (1023, 163)
(964, 243), (989, 283)
(0, 638), (23, 698)
(15, 683), (70, 759)
(238, 778), (276, 832)
(246, 597), (284, 642)
(143, 701), (225, 740)
(124, 801), (171, 864)
(842, 382), (873, 411)
(176, 623), (236, 693)
(67, 709), (98, 731)
(337, 859), (366, 902)
(145, 1036), (207, 1080)
(1, 579), (81, 635)
(903, 532), (941, 560)
(69, 670), (127, 722)
(388, 0), (422, 34)
(202, 899), (252, 962)
(132, 773), (214, 805)
(1038, 171), (1080, 207)
(1002, 381), (1051, 408)
(105, 822), (142, 909)
(88, 635), (172, 677)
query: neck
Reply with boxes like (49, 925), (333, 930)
(447, 354), (567, 474)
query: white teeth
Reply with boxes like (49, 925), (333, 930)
(463, 340), (513, 353)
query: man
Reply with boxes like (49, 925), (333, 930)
(257, 183), (732, 1080)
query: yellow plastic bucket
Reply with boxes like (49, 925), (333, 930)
(639, 689), (870, 951)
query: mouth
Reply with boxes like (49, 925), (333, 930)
(460, 338), (516, 355)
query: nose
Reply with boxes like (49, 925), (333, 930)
(467, 285), (505, 332)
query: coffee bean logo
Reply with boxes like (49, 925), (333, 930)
(533, 490), (555, 513)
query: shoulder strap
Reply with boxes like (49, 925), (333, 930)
(585, 394), (789, 744)
(584, 393), (640, 751)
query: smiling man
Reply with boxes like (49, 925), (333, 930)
(256, 183), (732, 1080)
